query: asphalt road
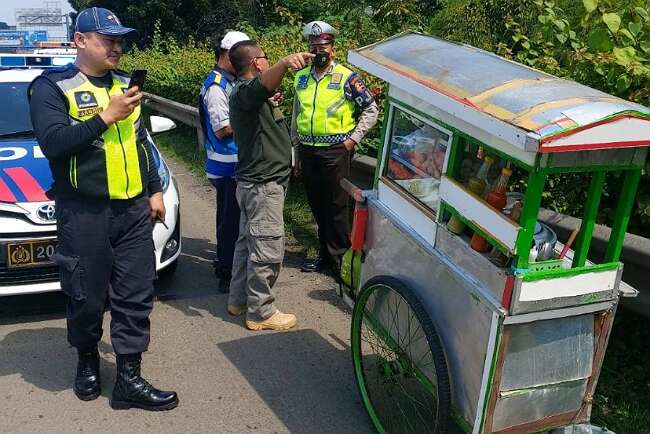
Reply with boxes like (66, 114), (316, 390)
(0, 152), (374, 434)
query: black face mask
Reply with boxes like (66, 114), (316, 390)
(312, 50), (331, 68)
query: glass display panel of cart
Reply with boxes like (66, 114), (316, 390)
(385, 106), (451, 213)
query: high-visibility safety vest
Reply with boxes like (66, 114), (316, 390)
(198, 68), (237, 179)
(40, 65), (149, 200)
(294, 63), (356, 146)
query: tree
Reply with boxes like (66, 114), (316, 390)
(0, 22), (11, 30)
(67, 0), (245, 45)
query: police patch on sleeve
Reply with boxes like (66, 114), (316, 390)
(74, 91), (99, 109)
(297, 75), (309, 89)
(344, 74), (374, 109)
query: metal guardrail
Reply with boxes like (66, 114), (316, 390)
(143, 92), (203, 148)
(142, 92), (650, 315)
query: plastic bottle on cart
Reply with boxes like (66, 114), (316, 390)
(470, 167), (512, 252)
(447, 155), (494, 234)
(488, 200), (521, 267)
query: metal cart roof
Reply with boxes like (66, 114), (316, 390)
(348, 32), (650, 154)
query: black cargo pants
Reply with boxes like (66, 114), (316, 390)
(52, 195), (156, 355)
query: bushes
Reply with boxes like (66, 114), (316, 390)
(495, 0), (650, 236)
(121, 25), (213, 106)
(430, 0), (536, 49)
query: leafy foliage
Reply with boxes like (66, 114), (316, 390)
(430, 0), (536, 50)
(499, 0), (649, 106)
(121, 26), (213, 106)
(493, 0), (650, 236)
(68, 0), (245, 45)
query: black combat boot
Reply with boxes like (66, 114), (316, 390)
(110, 354), (178, 411)
(74, 347), (101, 401)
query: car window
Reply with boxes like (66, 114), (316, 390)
(0, 83), (32, 135)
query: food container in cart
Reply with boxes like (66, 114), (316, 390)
(338, 32), (650, 434)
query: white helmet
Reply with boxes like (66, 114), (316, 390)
(302, 21), (338, 44)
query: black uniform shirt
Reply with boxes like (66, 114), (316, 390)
(29, 68), (162, 198)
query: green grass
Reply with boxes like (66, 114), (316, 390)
(152, 124), (319, 257)
(593, 309), (650, 434)
(151, 123), (650, 433)
(151, 124), (205, 178)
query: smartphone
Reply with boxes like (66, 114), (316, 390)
(128, 69), (147, 91)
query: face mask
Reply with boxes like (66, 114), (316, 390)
(312, 50), (331, 68)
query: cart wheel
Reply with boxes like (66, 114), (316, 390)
(352, 276), (451, 434)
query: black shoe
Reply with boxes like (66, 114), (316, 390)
(301, 257), (328, 273)
(111, 354), (179, 411)
(74, 347), (101, 401)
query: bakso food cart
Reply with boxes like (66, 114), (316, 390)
(338, 32), (650, 434)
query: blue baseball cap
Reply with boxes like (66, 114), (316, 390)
(74, 7), (136, 37)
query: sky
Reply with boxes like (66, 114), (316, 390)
(0, 0), (75, 26)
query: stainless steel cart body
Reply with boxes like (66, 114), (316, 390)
(339, 32), (650, 434)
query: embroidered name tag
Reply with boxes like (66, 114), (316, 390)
(78, 107), (104, 117)
(74, 91), (98, 109)
(328, 73), (343, 89)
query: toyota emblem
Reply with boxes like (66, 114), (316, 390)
(37, 204), (56, 222)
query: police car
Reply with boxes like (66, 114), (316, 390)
(0, 53), (181, 296)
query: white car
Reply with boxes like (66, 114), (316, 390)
(0, 59), (181, 297)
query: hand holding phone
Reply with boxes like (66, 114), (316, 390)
(128, 69), (147, 91)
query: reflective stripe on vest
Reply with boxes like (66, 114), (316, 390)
(55, 71), (143, 199)
(199, 70), (237, 178)
(294, 63), (356, 147)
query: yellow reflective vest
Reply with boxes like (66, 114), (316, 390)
(294, 63), (356, 146)
(51, 68), (149, 199)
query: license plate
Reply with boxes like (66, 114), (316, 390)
(7, 239), (58, 268)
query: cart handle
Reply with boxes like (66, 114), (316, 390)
(340, 178), (367, 204)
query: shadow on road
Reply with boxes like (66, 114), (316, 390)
(218, 329), (372, 434)
(0, 327), (115, 395)
(155, 236), (217, 299)
(0, 292), (67, 325)
(307, 288), (353, 315)
(155, 236), (244, 326)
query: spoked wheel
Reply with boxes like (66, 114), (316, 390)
(352, 276), (451, 434)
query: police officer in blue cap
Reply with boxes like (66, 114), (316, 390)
(29, 7), (178, 411)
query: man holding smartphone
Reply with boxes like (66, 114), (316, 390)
(29, 7), (178, 411)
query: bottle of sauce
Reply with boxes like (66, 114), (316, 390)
(447, 155), (494, 235)
(488, 200), (521, 267)
(470, 167), (512, 252)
